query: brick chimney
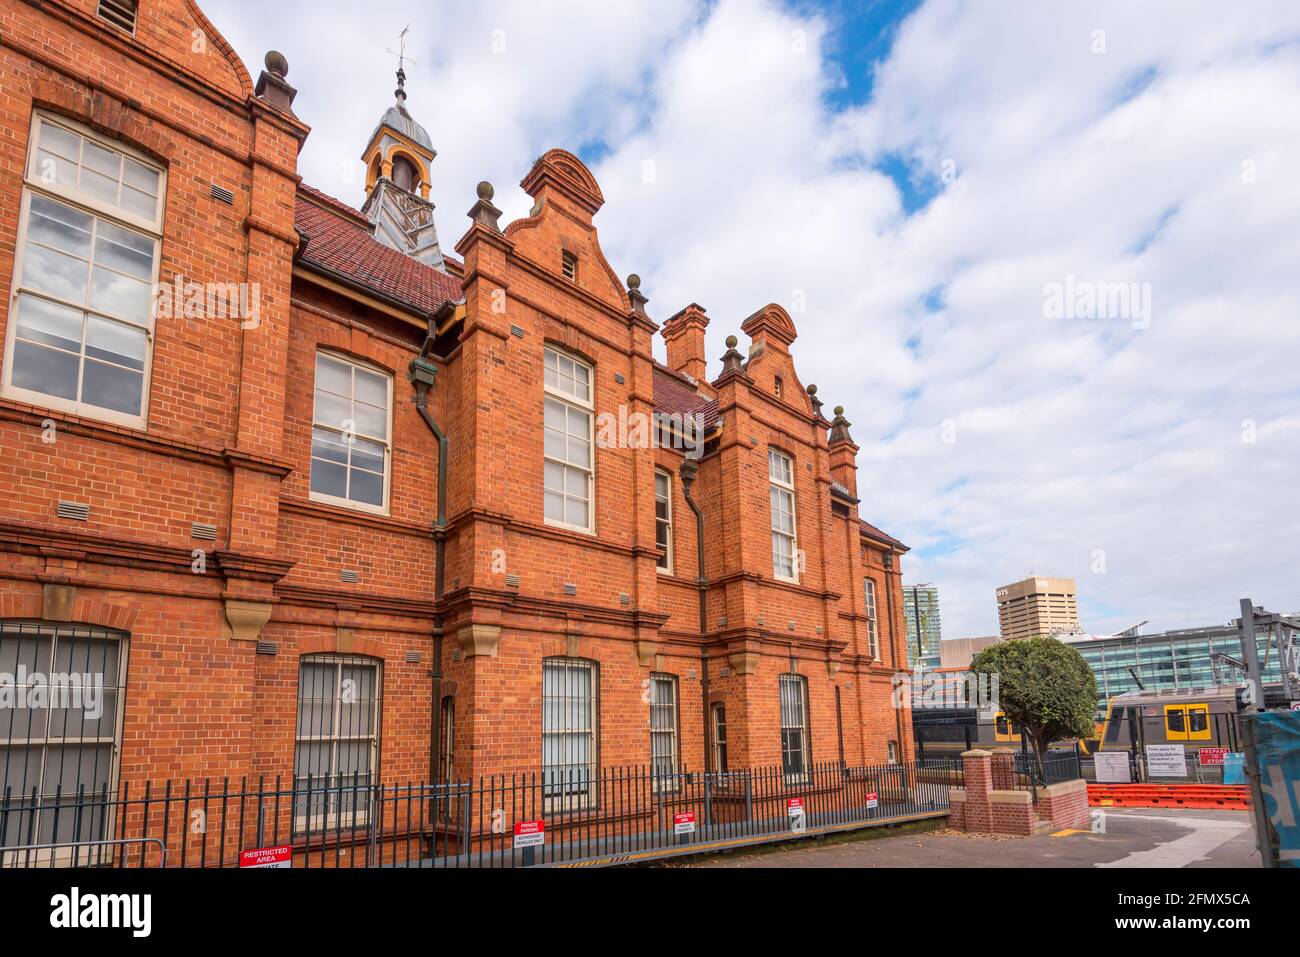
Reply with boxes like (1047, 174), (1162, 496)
(828, 406), (859, 498)
(662, 304), (709, 382)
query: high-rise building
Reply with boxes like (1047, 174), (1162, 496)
(996, 576), (1080, 639)
(904, 584), (942, 667)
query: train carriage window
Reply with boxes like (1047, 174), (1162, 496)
(1187, 705), (1211, 741)
(995, 714), (1010, 736)
(1104, 706), (1127, 743)
(1164, 706), (1187, 740)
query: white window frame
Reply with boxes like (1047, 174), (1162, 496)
(309, 351), (394, 516)
(2, 112), (166, 430)
(711, 701), (728, 775)
(293, 654), (382, 833)
(0, 621), (130, 868)
(654, 469), (673, 574)
(864, 578), (879, 659)
(769, 448), (799, 583)
(543, 346), (595, 534)
(649, 672), (680, 792)
(541, 657), (599, 811)
(779, 673), (811, 784)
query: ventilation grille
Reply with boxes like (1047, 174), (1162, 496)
(97, 0), (137, 33)
(210, 183), (234, 205)
(340, 569), (359, 584)
(561, 251), (578, 280)
(404, 650), (422, 664)
(787, 620), (796, 631)
(614, 373), (625, 385)
(510, 325), (525, 339)
(618, 593), (631, 606)
(505, 574), (520, 589)
(563, 583), (577, 596)
(57, 501), (90, 522)
(451, 577), (461, 589)
(256, 641), (277, 656)
(191, 522), (217, 541)
(451, 647), (463, 663)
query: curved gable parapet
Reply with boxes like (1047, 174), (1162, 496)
(520, 148), (605, 220)
(741, 303), (799, 348)
(186, 0), (254, 99)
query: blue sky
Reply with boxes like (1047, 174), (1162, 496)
(204, 0), (1300, 639)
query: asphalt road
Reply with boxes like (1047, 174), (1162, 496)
(675, 808), (1260, 868)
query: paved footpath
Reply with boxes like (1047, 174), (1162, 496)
(674, 808), (1259, 868)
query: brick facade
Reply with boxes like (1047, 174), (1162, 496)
(0, 0), (913, 799)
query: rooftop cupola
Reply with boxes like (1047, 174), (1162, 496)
(360, 51), (445, 269)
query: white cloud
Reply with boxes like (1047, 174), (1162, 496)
(204, 0), (1300, 638)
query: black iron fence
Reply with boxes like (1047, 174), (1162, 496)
(1, 760), (951, 869)
(916, 748), (1084, 803)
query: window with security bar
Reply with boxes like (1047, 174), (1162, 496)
(779, 673), (811, 783)
(711, 702), (728, 774)
(542, 657), (598, 810)
(649, 673), (679, 791)
(293, 655), (382, 832)
(0, 621), (128, 865)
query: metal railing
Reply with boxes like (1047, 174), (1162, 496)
(1, 760), (950, 869)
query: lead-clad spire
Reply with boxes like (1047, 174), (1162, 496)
(359, 29), (444, 269)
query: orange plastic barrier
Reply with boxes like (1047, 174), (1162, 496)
(1087, 783), (1250, 811)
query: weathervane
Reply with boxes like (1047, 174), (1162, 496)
(387, 25), (415, 101)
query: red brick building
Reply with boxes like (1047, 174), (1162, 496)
(0, 0), (912, 839)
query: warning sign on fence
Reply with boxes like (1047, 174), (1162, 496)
(1094, 751), (1132, 783)
(673, 812), (696, 835)
(787, 797), (804, 817)
(1146, 744), (1188, 777)
(239, 846), (291, 869)
(1198, 747), (1230, 766)
(865, 792), (879, 809)
(513, 820), (545, 849)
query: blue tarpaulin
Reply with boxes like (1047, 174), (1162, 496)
(1248, 710), (1300, 868)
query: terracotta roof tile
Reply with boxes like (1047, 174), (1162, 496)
(652, 363), (719, 431)
(295, 184), (462, 316)
(860, 518), (908, 551)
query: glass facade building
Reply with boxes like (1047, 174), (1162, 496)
(903, 584), (942, 669)
(1066, 625), (1286, 705)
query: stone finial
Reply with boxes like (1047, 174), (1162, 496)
(829, 405), (854, 444)
(255, 51), (298, 115)
(467, 180), (503, 232)
(626, 273), (649, 318)
(807, 383), (824, 418)
(718, 335), (745, 377)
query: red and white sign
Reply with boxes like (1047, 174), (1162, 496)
(787, 797), (804, 817)
(239, 845), (291, 869)
(513, 820), (546, 849)
(865, 792), (879, 809)
(1198, 747), (1230, 766)
(673, 812), (696, 835)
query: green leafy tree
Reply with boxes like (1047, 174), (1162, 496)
(970, 636), (1097, 773)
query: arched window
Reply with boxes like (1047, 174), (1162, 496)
(779, 673), (810, 783)
(294, 654), (382, 832)
(0, 620), (128, 865)
(391, 154), (418, 192)
(541, 657), (598, 810)
(649, 673), (680, 792)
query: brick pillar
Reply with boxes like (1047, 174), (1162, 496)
(990, 748), (1015, 790)
(960, 749), (992, 832)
